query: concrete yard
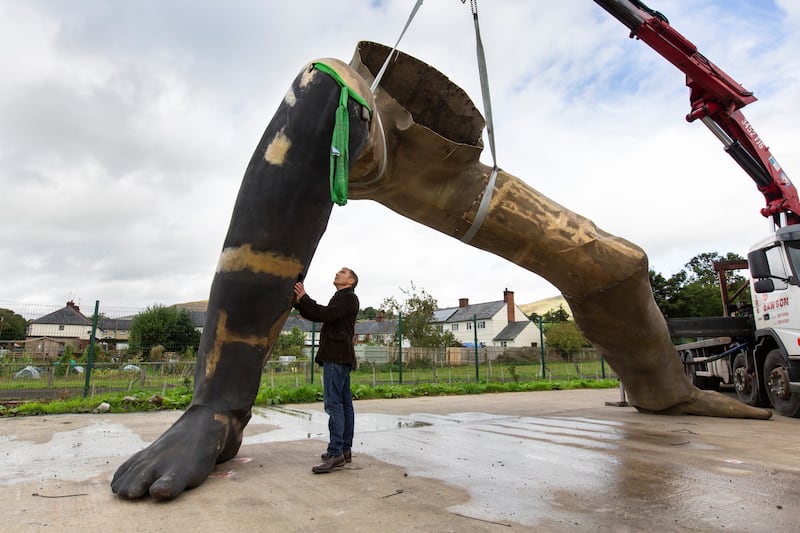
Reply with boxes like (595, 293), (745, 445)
(1, 388), (798, 532)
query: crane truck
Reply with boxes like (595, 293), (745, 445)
(594, 0), (800, 417)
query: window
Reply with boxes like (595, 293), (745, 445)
(59, 325), (65, 331)
(766, 246), (789, 290)
(785, 241), (800, 280)
(477, 321), (486, 329)
(466, 322), (472, 330)
(500, 341), (508, 347)
(452, 323), (459, 331)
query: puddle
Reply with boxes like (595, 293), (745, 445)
(244, 406), (429, 445)
(0, 421), (148, 486)
(262, 405), (312, 420)
(240, 408), (638, 526)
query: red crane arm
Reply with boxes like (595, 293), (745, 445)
(594, 0), (800, 225)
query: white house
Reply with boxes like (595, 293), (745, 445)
(27, 301), (100, 341)
(26, 301), (102, 359)
(26, 301), (143, 358)
(434, 289), (540, 348)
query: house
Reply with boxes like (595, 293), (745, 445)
(281, 314), (398, 347)
(97, 317), (134, 352)
(26, 301), (142, 358)
(282, 316), (321, 346)
(434, 289), (540, 348)
(28, 301), (94, 338)
(354, 314), (398, 345)
(26, 301), (101, 359)
(172, 301), (209, 333)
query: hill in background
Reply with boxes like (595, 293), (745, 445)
(172, 300), (210, 312)
(518, 295), (570, 319)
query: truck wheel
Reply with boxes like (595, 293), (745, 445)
(732, 352), (769, 407)
(764, 350), (800, 417)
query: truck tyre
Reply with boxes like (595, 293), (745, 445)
(733, 352), (769, 407)
(764, 349), (800, 417)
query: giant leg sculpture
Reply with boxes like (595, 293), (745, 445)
(112, 41), (768, 501)
(111, 61), (372, 499)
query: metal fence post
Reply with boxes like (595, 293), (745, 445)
(538, 317), (546, 379)
(398, 312), (403, 384)
(310, 322), (316, 384)
(83, 300), (100, 398)
(473, 314), (479, 381)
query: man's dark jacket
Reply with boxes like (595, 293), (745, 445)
(294, 287), (359, 368)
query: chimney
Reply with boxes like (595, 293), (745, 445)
(503, 288), (515, 323)
(459, 298), (469, 308)
(376, 311), (384, 322)
(66, 300), (80, 312)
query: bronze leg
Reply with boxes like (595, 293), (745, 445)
(347, 41), (769, 419)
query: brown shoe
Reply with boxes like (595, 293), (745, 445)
(321, 450), (352, 463)
(312, 454), (346, 474)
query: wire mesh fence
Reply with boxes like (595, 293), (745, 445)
(1, 357), (616, 402)
(0, 300), (617, 402)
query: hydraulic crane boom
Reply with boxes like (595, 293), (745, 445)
(594, 0), (800, 226)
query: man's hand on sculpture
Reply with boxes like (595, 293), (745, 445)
(294, 282), (306, 300)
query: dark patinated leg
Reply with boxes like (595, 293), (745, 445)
(112, 59), (373, 500)
(111, 405), (244, 499)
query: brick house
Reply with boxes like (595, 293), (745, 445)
(433, 289), (540, 348)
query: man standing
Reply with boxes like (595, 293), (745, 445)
(293, 267), (359, 473)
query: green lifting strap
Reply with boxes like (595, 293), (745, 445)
(313, 62), (372, 206)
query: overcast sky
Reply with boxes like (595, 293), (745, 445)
(2, 0), (799, 314)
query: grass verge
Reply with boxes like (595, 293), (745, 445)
(1, 379), (620, 417)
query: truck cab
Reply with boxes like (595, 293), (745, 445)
(743, 225), (800, 416)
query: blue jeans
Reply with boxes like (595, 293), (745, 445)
(322, 362), (354, 456)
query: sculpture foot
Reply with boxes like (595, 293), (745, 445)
(635, 388), (772, 419)
(111, 404), (248, 500)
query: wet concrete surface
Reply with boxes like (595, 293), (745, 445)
(1, 388), (798, 532)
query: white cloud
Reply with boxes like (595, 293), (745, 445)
(1, 0), (798, 312)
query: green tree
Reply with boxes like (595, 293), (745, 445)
(129, 305), (199, 360)
(358, 306), (379, 320)
(381, 282), (441, 347)
(684, 252), (723, 285)
(56, 344), (76, 376)
(82, 341), (108, 363)
(149, 344), (166, 362)
(0, 308), (27, 341)
(440, 330), (462, 348)
(650, 251), (748, 318)
(650, 269), (687, 316)
(273, 326), (306, 359)
(542, 304), (570, 323)
(544, 321), (589, 375)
